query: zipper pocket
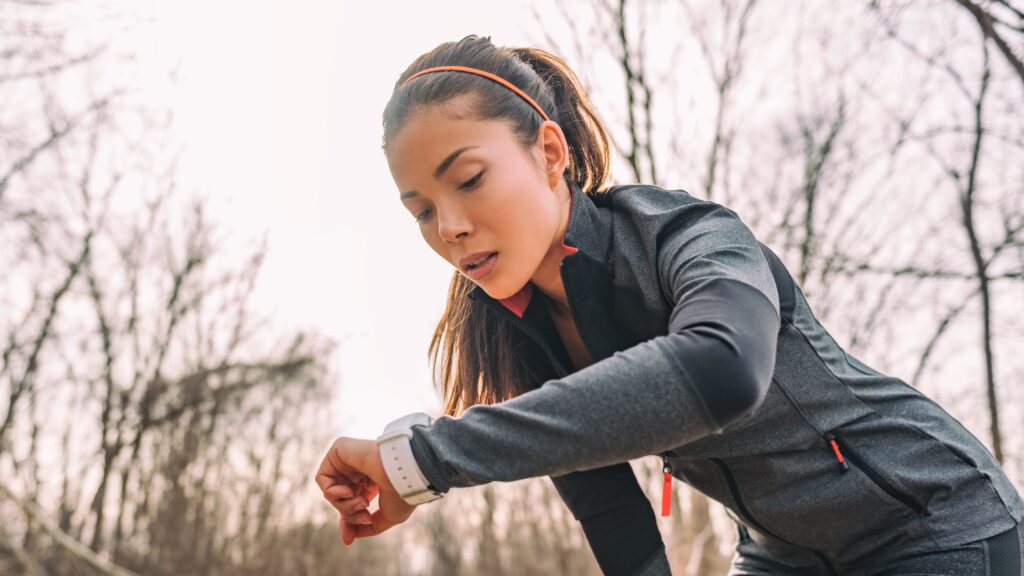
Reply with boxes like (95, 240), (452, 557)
(824, 431), (926, 516)
(710, 457), (838, 576)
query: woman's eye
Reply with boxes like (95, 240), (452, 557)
(459, 170), (484, 190)
(411, 171), (482, 224)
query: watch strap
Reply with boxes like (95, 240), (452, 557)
(377, 412), (444, 505)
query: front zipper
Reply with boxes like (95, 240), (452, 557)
(661, 453), (673, 517)
(824, 430), (925, 515)
(560, 261), (597, 364)
(711, 457), (839, 576)
(519, 260), (592, 380)
(562, 259), (680, 522)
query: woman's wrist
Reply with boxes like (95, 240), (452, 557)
(377, 413), (446, 504)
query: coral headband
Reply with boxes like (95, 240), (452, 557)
(401, 65), (551, 123)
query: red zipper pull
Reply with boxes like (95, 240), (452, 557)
(825, 433), (849, 473)
(661, 454), (672, 517)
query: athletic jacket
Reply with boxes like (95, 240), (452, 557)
(402, 181), (1024, 576)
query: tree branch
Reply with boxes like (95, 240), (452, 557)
(0, 482), (141, 576)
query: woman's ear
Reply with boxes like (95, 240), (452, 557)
(537, 120), (570, 190)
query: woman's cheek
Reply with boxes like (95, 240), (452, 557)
(423, 235), (451, 267)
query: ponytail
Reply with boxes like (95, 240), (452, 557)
(507, 46), (610, 195)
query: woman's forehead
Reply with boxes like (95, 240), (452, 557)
(388, 112), (516, 185)
(397, 105), (511, 147)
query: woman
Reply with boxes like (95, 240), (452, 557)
(315, 35), (1023, 575)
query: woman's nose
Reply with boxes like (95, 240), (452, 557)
(437, 206), (473, 244)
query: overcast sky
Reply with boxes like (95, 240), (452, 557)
(140, 1), (544, 439)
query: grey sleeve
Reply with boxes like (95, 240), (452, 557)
(408, 203), (780, 492)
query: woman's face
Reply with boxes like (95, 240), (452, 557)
(386, 99), (569, 300)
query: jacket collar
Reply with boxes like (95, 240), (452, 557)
(467, 180), (612, 317)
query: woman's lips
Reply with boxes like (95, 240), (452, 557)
(464, 252), (498, 280)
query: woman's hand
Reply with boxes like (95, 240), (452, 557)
(314, 436), (418, 546)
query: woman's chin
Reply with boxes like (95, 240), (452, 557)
(471, 277), (526, 301)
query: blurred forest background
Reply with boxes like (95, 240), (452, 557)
(1, 0), (1022, 575)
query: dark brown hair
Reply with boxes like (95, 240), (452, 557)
(380, 34), (612, 417)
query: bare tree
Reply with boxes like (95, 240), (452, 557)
(861, 0), (1024, 463)
(951, 0), (1024, 89)
(1, 3), (344, 574)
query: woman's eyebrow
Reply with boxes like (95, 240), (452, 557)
(400, 145), (480, 200)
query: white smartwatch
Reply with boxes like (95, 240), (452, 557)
(376, 412), (445, 505)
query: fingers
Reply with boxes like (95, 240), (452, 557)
(315, 440), (377, 529)
(339, 513), (377, 546)
(336, 495), (372, 517)
(340, 517), (357, 546)
(325, 482), (378, 520)
(314, 438), (370, 493)
(316, 475), (366, 521)
(324, 481), (378, 501)
(315, 437), (393, 549)
(323, 482), (355, 499)
(361, 483), (380, 499)
(325, 488), (373, 517)
(337, 506), (398, 547)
